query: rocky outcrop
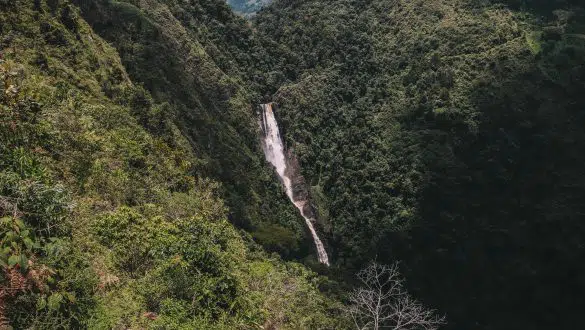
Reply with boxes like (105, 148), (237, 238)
(284, 148), (317, 219)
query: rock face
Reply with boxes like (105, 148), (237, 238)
(259, 103), (330, 265)
(284, 149), (316, 218)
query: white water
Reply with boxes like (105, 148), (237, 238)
(260, 103), (330, 266)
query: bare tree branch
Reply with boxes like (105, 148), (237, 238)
(346, 262), (446, 330)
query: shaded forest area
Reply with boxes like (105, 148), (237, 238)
(253, 0), (585, 328)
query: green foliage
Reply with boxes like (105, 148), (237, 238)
(0, 149), (92, 329)
(254, 0), (585, 329)
(86, 197), (344, 328)
(71, 0), (316, 258)
(251, 222), (300, 257)
(0, 0), (346, 328)
(8, 0), (583, 328)
(0, 216), (39, 270)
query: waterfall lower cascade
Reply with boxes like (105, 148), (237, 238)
(260, 103), (330, 266)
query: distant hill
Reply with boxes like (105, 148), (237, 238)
(227, 0), (272, 16)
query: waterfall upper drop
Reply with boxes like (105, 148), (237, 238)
(260, 103), (330, 266)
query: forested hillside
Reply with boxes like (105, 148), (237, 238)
(254, 0), (585, 329)
(2, 0), (584, 329)
(70, 0), (321, 260)
(0, 0), (344, 328)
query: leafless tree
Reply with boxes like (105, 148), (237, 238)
(347, 262), (446, 330)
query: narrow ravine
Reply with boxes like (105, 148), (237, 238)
(260, 103), (330, 266)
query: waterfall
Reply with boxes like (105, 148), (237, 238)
(260, 103), (330, 266)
